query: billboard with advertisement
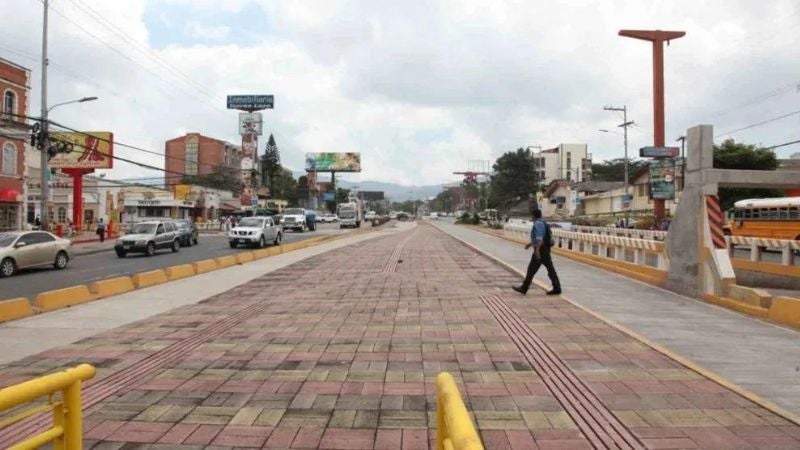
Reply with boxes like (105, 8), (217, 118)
(649, 159), (676, 200)
(239, 113), (263, 136)
(49, 132), (113, 169)
(359, 191), (384, 201)
(305, 152), (361, 172)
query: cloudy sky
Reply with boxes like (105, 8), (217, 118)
(2, 0), (799, 186)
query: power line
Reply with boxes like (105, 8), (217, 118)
(764, 139), (800, 151)
(715, 109), (800, 138)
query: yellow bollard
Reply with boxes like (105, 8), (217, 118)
(435, 372), (483, 450)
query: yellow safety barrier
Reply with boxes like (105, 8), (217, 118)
(236, 252), (255, 264)
(193, 259), (218, 274)
(131, 270), (168, 289)
(214, 255), (237, 268)
(34, 286), (96, 312)
(164, 264), (195, 281)
(0, 298), (34, 323)
(0, 364), (96, 450)
(88, 276), (135, 298)
(436, 372), (483, 450)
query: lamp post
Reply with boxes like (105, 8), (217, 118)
(39, 96), (98, 230)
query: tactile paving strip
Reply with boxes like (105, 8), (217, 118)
(481, 293), (644, 450)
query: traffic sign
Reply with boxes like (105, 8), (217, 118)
(640, 146), (679, 158)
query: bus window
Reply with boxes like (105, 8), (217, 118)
(779, 208), (789, 219)
(791, 207), (800, 219)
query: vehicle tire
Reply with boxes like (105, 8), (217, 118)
(274, 233), (282, 245)
(116, 249), (126, 258)
(193, 236), (198, 245)
(229, 242), (237, 249)
(185, 236), (193, 247)
(146, 242), (156, 257)
(172, 240), (180, 253)
(259, 235), (266, 248)
(54, 251), (69, 270)
(0, 258), (16, 277)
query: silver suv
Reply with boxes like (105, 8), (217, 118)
(115, 220), (181, 257)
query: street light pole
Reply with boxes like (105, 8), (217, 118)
(677, 135), (686, 190)
(40, 0), (50, 229)
(603, 105), (634, 226)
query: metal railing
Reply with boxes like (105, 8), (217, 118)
(0, 364), (95, 450)
(573, 225), (667, 241)
(436, 372), (483, 450)
(504, 222), (669, 270)
(726, 235), (800, 267)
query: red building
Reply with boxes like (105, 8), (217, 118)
(0, 57), (30, 231)
(164, 133), (241, 190)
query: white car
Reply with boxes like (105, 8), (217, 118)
(229, 216), (282, 248)
(319, 213), (338, 223)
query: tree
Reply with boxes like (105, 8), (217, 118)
(260, 134), (281, 194)
(590, 158), (647, 181)
(183, 165), (242, 195)
(489, 148), (537, 208)
(270, 168), (298, 206)
(714, 139), (781, 210)
(432, 189), (455, 213)
(335, 188), (351, 204)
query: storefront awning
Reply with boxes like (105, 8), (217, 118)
(219, 202), (240, 211)
(0, 189), (22, 202)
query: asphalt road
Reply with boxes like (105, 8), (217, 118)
(1, 223), (351, 301)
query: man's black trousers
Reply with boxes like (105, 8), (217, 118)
(520, 248), (561, 293)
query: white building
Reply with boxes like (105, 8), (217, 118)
(533, 144), (591, 186)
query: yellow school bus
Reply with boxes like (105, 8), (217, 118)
(725, 197), (800, 240)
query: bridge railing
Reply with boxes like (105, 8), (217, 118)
(726, 235), (800, 267)
(504, 222), (669, 271)
(573, 225), (667, 241)
(0, 364), (96, 450)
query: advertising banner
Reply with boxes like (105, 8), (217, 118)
(239, 113), (263, 136)
(49, 132), (113, 169)
(322, 192), (335, 202)
(305, 152), (362, 172)
(227, 95), (274, 111)
(649, 158), (676, 200)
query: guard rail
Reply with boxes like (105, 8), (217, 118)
(573, 225), (667, 241)
(726, 235), (800, 266)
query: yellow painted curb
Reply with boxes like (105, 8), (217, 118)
(438, 222), (800, 427)
(193, 259), (218, 274)
(165, 264), (196, 281)
(89, 276), (136, 298)
(0, 298), (34, 323)
(252, 248), (270, 259)
(132, 270), (168, 289)
(704, 294), (770, 319)
(215, 255), (237, 268)
(34, 285), (96, 312)
(768, 296), (800, 328)
(236, 252), (255, 264)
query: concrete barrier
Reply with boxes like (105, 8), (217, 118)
(252, 248), (271, 259)
(132, 270), (168, 289)
(34, 285), (96, 312)
(768, 296), (800, 328)
(236, 252), (255, 264)
(215, 255), (237, 268)
(727, 284), (772, 309)
(165, 264), (195, 281)
(89, 276), (136, 298)
(193, 259), (218, 274)
(0, 298), (34, 322)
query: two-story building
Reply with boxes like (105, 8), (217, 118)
(0, 57), (31, 231)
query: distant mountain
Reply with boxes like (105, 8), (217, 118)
(290, 171), (445, 202)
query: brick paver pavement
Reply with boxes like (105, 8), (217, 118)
(2, 222), (800, 449)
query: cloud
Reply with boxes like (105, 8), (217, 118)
(1, 0), (798, 187)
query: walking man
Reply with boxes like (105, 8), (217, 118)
(513, 209), (562, 296)
(96, 218), (106, 243)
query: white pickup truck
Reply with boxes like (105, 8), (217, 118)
(229, 216), (282, 248)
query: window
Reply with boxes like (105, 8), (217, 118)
(156, 224), (165, 234)
(185, 138), (199, 175)
(2, 142), (16, 175)
(3, 90), (15, 119)
(20, 232), (54, 245)
(566, 152), (571, 178)
(57, 207), (67, 223)
(637, 184), (645, 197)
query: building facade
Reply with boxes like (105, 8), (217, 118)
(0, 57), (30, 231)
(164, 133), (241, 188)
(534, 143), (591, 186)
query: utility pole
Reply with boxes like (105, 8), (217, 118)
(39, 0), (50, 229)
(604, 105), (634, 226)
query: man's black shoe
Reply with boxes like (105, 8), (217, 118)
(546, 290), (561, 296)
(512, 286), (526, 295)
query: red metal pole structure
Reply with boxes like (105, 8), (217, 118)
(618, 29), (685, 221)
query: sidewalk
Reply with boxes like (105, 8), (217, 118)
(1, 222), (799, 449)
(71, 239), (117, 256)
(434, 221), (800, 418)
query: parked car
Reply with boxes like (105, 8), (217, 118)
(229, 216), (282, 248)
(115, 221), (180, 257)
(365, 211), (377, 221)
(174, 219), (199, 247)
(0, 231), (72, 277)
